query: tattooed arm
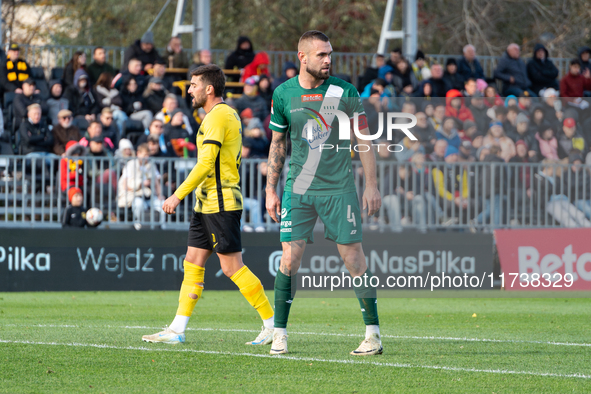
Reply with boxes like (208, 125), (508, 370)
(266, 131), (288, 222)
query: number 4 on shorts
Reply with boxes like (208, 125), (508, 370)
(347, 204), (356, 229)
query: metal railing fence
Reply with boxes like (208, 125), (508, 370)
(9, 43), (573, 82)
(1, 156), (590, 231)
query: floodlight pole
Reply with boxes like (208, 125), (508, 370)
(377, 0), (418, 59)
(172, 0), (210, 52)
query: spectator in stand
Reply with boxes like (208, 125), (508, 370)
(93, 72), (123, 112)
(358, 54), (385, 91)
(188, 49), (212, 78)
(411, 50), (430, 82)
(507, 112), (538, 160)
(63, 51), (87, 89)
(225, 36), (255, 71)
(273, 61), (298, 90)
(463, 78), (478, 98)
(1, 43), (31, 93)
(64, 70), (98, 127)
(115, 58), (147, 94)
(123, 31), (161, 72)
(120, 77), (153, 130)
(423, 63), (450, 97)
(386, 47), (402, 68)
(99, 108), (120, 146)
(234, 76), (269, 122)
(241, 52), (270, 82)
(151, 58), (173, 92)
(504, 106), (520, 135)
(443, 58), (464, 91)
(565, 151), (591, 219)
(526, 43), (559, 96)
(52, 109), (82, 155)
(557, 118), (586, 159)
(79, 121), (115, 152)
(14, 78), (47, 128)
(412, 111), (437, 153)
(429, 139), (447, 162)
(60, 142), (86, 193)
(154, 93), (193, 135)
(19, 103), (54, 156)
(445, 89), (474, 123)
(463, 119), (483, 148)
(87, 47), (117, 86)
(534, 121), (559, 160)
(113, 138), (135, 166)
(509, 140), (533, 190)
(163, 36), (189, 68)
(117, 143), (164, 223)
(257, 75), (273, 110)
(432, 145), (471, 222)
(243, 117), (269, 157)
(494, 43), (535, 97)
(137, 119), (173, 156)
(391, 59), (418, 96)
(483, 122), (516, 162)
(47, 80), (69, 126)
(457, 44), (485, 81)
(560, 59), (591, 105)
(429, 104), (445, 132)
(468, 92), (489, 134)
(436, 117), (461, 149)
(143, 77), (168, 114)
(541, 88), (560, 126)
(484, 85), (503, 108)
(578, 46), (591, 74)
(62, 187), (87, 228)
(164, 109), (196, 157)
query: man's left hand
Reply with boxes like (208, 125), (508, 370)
(363, 185), (381, 217)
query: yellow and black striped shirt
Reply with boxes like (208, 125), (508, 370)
(174, 103), (243, 213)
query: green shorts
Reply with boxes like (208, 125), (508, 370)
(280, 191), (363, 244)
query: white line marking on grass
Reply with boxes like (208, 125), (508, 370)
(6, 324), (591, 348)
(0, 338), (589, 380)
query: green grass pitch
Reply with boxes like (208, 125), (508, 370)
(1, 291), (590, 393)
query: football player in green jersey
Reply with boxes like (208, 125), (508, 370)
(266, 30), (383, 356)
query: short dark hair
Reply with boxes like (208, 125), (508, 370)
(465, 78), (476, 85)
(391, 47), (402, 54)
(89, 121), (102, 129)
(298, 30), (329, 48)
(190, 64), (226, 97)
(570, 59), (580, 67)
(93, 46), (104, 55)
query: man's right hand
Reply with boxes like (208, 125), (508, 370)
(162, 194), (181, 215)
(266, 187), (281, 223)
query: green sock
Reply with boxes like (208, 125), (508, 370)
(273, 270), (296, 328)
(354, 269), (379, 326)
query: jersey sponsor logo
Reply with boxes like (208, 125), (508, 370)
(301, 94), (323, 102)
(281, 208), (287, 218)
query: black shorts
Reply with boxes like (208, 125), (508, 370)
(187, 210), (242, 253)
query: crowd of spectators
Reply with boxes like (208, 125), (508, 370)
(1, 36), (591, 230)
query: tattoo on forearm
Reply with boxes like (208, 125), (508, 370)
(266, 133), (287, 190)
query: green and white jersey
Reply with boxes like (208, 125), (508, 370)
(269, 76), (365, 195)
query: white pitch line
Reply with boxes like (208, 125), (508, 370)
(0, 338), (589, 380)
(5, 323), (591, 348)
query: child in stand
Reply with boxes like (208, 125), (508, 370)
(62, 187), (87, 228)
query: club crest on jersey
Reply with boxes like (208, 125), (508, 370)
(301, 94), (323, 102)
(301, 107), (331, 149)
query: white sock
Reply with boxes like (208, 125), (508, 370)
(274, 327), (287, 336)
(366, 325), (380, 338)
(263, 315), (275, 330)
(169, 315), (190, 333)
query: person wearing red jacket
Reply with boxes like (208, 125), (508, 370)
(240, 52), (270, 82)
(445, 89), (474, 124)
(60, 141), (86, 192)
(560, 59), (591, 104)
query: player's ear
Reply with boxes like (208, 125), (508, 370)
(297, 51), (306, 65)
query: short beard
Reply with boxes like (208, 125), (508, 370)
(306, 65), (330, 80)
(192, 93), (207, 109)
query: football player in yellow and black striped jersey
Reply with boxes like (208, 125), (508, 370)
(142, 64), (275, 346)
